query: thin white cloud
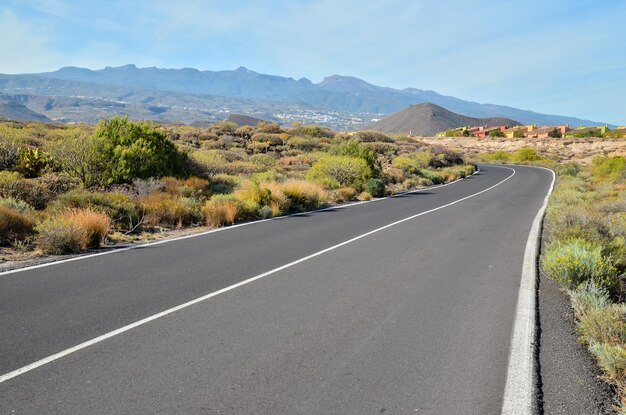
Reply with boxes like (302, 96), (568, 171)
(0, 9), (61, 73)
(0, 0), (624, 122)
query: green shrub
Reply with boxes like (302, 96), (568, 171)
(555, 162), (580, 177)
(251, 133), (284, 146)
(258, 205), (273, 219)
(329, 140), (380, 175)
(512, 147), (541, 162)
(0, 205), (35, 245)
(392, 157), (420, 175)
(0, 134), (25, 170)
(488, 130), (505, 137)
(542, 238), (618, 290)
(420, 169), (445, 185)
(484, 151), (511, 163)
(0, 196), (33, 213)
(0, 171), (23, 186)
(578, 305), (626, 346)
(38, 173), (81, 197)
(570, 281), (612, 317)
(92, 116), (188, 184)
(0, 174), (50, 210)
(306, 155), (371, 189)
(354, 130), (393, 143)
(210, 121), (237, 135)
(290, 125), (334, 138)
(251, 169), (286, 183)
(589, 342), (626, 385)
(209, 174), (239, 194)
(45, 130), (103, 186)
(412, 151), (433, 168)
(287, 136), (320, 151)
(364, 178), (386, 197)
(249, 153), (277, 169)
(544, 204), (610, 243)
(189, 150), (228, 177)
(429, 146), (464, 167)
(593, 156), (626, 181)
(256, 123), (282, 134)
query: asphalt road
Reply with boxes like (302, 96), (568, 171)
(0, 165), (553, 414)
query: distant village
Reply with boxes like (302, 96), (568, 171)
(437, 124), (626, 139)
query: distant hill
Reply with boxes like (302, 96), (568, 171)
(0, 97), (50, 123)
(369, 103), (520, 136)
(0, 64), (611, 128)
(226, 113), (276, 127)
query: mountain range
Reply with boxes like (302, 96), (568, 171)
(370, 103), (521, 136)
(0, 64), (610, 129)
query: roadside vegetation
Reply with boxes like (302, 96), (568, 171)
(543, 156), (626, 412)
(480, 147), (626, 412)
(0, 118), (474, 259)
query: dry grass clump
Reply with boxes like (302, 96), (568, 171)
(258, 182), (291, 216)
(161, 176), (209, 198)
(36, 208), (110, 253)
(332, 187), (358, 203)
(202, 195), (239, 227)
(358, 192), (373, 201)
(139, 193), (202, 228)
(223, 161), (265, 175)
(64, 208), (111, 248)
(0, 205), (35, 244)
(279, 180), (327, 212)
(52, 189), (141, 231)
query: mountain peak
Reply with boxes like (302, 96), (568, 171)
(411, 102), (445, 111)
(318, 75), (380, 92)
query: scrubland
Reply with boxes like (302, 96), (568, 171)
(0, 118), (474, 264)
(426, 135), (626, 165)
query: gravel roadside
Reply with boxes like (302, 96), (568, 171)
(538, 272), (617, 414)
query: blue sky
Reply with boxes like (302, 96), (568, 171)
(1, 0), (625, 124)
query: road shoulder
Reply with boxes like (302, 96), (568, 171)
(538, 272), (617, 414)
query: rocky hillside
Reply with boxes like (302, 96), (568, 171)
(226, 113), (276, 127)
(0, 97), (50, 123)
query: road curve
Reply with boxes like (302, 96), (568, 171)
(0, 165), (553, 414)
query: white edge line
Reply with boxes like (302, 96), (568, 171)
(0, 166), (514, 384)
(501, 166), (556, 414)
(0, 167), (482, 277)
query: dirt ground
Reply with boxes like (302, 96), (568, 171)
(420, 136), (626, 164)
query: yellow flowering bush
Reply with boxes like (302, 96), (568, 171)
(542, 238), (618, 290)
